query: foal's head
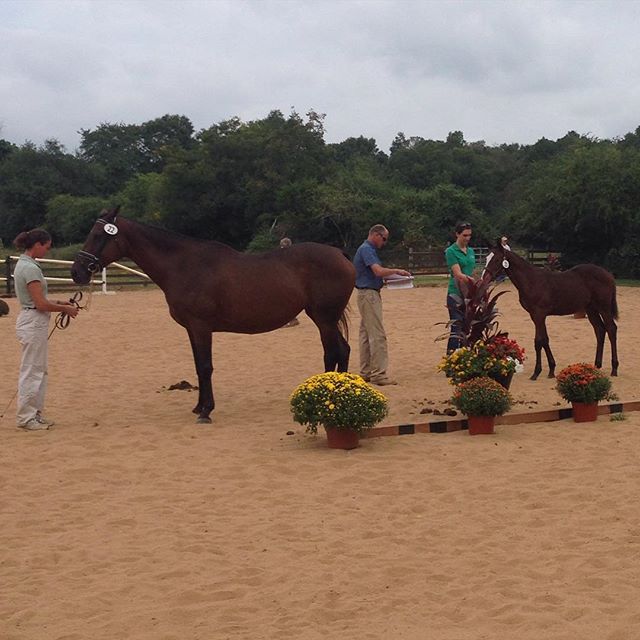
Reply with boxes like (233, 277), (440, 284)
(71, 206), (124, 285)
(482, 238), (510, 285)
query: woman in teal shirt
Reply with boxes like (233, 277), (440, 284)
(444, 222), (476, 353)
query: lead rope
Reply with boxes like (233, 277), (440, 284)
(50, 289), (90, 335)
(0, 286), (92, 423)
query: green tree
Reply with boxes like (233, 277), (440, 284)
(45, 194), (109, 245)
(79, 114), (194, 193)
(400, 183), (484, 246)
(116, 172), (165, 224)
(160, 110), (329, 247)
(0, 138), (16, 162)
(513, 140), (638, 267)
(0, 140), (98, 243)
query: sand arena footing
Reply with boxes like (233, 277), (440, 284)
(364, 400), (640, 437)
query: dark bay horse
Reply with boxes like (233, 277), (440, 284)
(483, 243), (618, 380)
(70, 207), (355, 423)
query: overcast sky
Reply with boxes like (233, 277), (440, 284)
(1, 0), (639, 154)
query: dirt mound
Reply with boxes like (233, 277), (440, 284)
(167, 380), (198, 391)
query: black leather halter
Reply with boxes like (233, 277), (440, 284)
(76, 218), (119, 273)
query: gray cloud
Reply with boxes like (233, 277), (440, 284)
(1, 0), (639, 153)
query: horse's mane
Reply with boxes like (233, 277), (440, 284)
(122, 217), (236, 253)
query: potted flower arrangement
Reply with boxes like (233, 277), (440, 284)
(483, 334), (526, 387)
(555, 363), (616, 422)
(436, 279), (525, 388)
(450, 376), (513, 435)
(290, 372), (389, 449)
(437, 335), (525, 388)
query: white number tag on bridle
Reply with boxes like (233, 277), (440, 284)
(502, 259), (510, 269)
(104, 223), (119, 236)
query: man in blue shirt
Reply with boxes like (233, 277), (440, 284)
(353, 225), (411, 386)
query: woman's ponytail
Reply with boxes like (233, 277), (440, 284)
(13, 228), (51, 250)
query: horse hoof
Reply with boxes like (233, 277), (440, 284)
(529, 374), (539, 381)
(547, 373), (555, 379)
(196, 416), (212, 424)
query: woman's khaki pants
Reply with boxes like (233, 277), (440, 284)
(15, 309), (50, 426)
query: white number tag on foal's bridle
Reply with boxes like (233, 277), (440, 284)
(104, 223), (119, 236)
(502, 259), (510, 269)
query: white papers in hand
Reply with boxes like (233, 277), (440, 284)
(383, 274), (414, 290)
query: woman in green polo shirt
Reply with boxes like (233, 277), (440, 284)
(13, 229), (78, 430)
(444, 221), (476, 353)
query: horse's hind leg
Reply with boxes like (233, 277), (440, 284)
(599, 311), (619, 376)
(187, 327), (215, 423)
(337, 333), (351, 372)
(310, 319), (343, 372)
(586, 309), (606, 370)
(608, 320), (619, 376)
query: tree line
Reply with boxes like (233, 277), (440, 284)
(1, 111), (639, 276)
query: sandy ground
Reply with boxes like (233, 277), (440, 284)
(1, 282), (639, 640)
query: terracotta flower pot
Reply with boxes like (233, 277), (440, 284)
(571, 402), (599, 423)
(325, 427), (360, 450)
(467, 415), (495, 435)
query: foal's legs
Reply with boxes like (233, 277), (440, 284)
(186, 326), (215, 423)
(531, 315), (556, 380)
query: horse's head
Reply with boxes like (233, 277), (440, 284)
(71, 206), (124, 284)
(482, 238), (510, 285)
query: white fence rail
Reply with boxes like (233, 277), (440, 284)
(1, 256), (150, 296)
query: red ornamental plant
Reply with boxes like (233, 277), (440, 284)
(484, 335), (525, 364)
(555, 363), (616, 404)
(436, 279), (509, 348)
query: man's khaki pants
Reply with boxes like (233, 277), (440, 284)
(357, 288), (388, 381)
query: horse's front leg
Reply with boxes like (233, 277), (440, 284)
(187, 327), (215, 424)
(530, 336), (543, 381)
(531, 316), (555, 379)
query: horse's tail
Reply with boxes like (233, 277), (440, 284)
(612, 287), (619, 320)
(338, 304), (350, 343)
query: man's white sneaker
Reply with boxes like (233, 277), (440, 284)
(18, 418), (50, 431)
(36, 413), (55, 427)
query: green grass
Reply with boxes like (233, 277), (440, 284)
(413, 274), (449, 287)
(413, 275), (640, 288)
